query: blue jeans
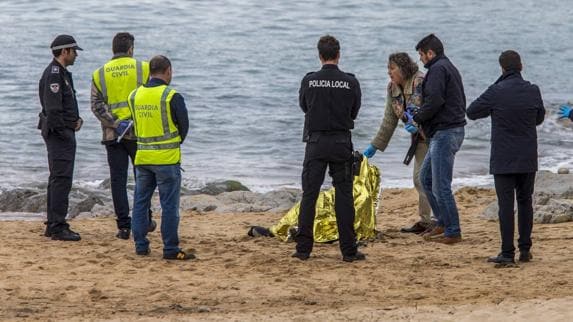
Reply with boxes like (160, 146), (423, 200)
(420, 127), (464, 237)
(132, 164), (181, 256)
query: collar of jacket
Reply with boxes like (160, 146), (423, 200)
(52, 58), (72, 77)
(495, 70), (522, 84)
(390, 71), (424, 97)
(321, 64), (339, 70)
(111, 53), (131, 60)
(424, 54), (446, 69)
(52, 58), (65, 71)
(145, 77), (168, 87)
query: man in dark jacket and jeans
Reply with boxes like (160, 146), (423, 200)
(467, 50), (545, 265)
(411, 34), (466, 244)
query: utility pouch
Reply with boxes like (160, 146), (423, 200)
(38, 112), (49, 138)
(37, 112), (46, 129)
(352, 150), (363, 176)
(403, 133), (420, 166)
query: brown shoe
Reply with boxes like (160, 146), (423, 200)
(434, 236), (462, 244)
(422, 226), (444, 240)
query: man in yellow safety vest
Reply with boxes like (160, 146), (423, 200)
(91, 32), (156, 240)
(128, 55), (192, 260)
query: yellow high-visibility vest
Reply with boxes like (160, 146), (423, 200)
(92, 57), (150, 120)
(128, 85), (181, 165)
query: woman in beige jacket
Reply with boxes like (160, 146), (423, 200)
(363, 52), (434, 234)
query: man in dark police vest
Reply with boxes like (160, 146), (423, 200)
(293, 35), (365, 262)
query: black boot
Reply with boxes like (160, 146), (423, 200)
(291, 251), (310, 261)
(51, 228), (81, 241)
(116, 228), (130, 240)
(343, 251), (366, 262)
(487, 254), (515, 265)
(519, 251), (532, 262)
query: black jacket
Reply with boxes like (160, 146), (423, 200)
(413, 55), (466, 138)
(299, 64), (361, 141)
(466, 71), (545, 174)
(38, 59), (80, 131)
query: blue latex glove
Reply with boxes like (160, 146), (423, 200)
(404, 110), (414, 123)
(363, 144), (377, 158)
(559, 105), (572, 119)
(115, 120), (131, 136)
(405, 103), (418, 113)
(405, 123), (418, 134)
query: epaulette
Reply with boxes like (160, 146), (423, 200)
(345, 72), (355, 77)
(305, 71), (314, 76)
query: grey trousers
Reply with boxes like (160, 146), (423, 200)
(413, 140), (433, 223)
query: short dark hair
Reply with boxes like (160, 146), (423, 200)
(317, 35), (340, 61)
(52, 47), (73, 58)
(388, 52), (419, 80)
(149, 55), (171, 75)
(415, 34), (444, 56)
(112, 32), (135, 54)
(499, 50), (522, 71)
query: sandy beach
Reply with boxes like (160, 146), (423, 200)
(2, 187), (573, 321)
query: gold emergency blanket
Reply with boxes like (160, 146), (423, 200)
(270, 158), (381, 242)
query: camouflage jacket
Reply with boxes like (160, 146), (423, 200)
(90, 81), (135, 143)
(371, 71), (425, 151)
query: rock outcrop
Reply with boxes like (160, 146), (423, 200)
(0, 179), (300, 218)
(180, 189), (300, 213)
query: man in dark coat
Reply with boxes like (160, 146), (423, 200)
(467, 50), (545, 265)
(412, 34), (466, 244)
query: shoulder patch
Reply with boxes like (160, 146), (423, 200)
(50, 83), (60, 93)
(51, 66), (60, 74)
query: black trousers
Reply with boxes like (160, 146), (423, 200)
(43, 128), (76, 233)
(296, 132), (357, 257)
(493, 172), (536, 257)
(105, 139), (137, 229)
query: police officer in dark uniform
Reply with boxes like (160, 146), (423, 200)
(38, 35), (83, 241)
(293, 35), (364, 262)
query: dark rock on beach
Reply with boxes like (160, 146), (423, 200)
(198, 180), (251, 195)
(0, 189), (42, 212)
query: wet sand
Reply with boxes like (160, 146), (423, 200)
(1, 187), (573, 321)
